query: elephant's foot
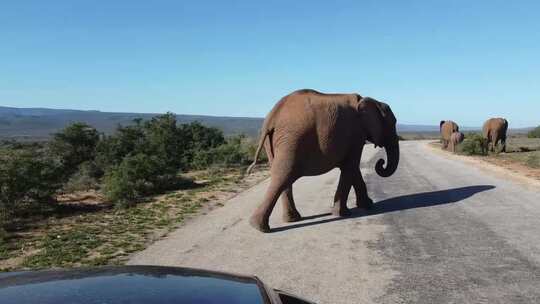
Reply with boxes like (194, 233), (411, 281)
(357, 197), (374, 209)
(331, 205), (351, 217)
(249, 215), (270, 233)
(282, 210), (302, 223)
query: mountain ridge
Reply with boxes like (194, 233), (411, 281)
(0, 106), (532, 140)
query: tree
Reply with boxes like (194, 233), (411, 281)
(0, 149), (63, 229)
(48, 122), (99, 179)
(95, 120), (146, 172)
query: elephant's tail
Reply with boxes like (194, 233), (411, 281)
(245, 129), (272, 175)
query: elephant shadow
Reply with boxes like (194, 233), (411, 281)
(271, 185), (495, 233)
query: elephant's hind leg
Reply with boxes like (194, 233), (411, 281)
(250, 160), (296, 233)
(332, 171), (352, 217)
(281, 185), (301, 222)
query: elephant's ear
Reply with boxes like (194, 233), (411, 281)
(357, 96), (377, 114)
(356, 95), (367, 113)
(358, 97), (394, 122)
(375, 101), (390, 118)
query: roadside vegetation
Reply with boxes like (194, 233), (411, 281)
(433, 130), (540, 179)
(0, 114), (267, 270)
(528, 126), (540, 139)
(457, 133), (488, 156)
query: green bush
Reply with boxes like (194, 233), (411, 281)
(95, 115), (225, 174)
(49, 123), (100, 179)
(528, 126), (540, 138)
(459, 133), (487, 156)
(0, 148), (63, 229)
(102, 153), (178, 207)
(178, 121), (225, 169)
(94, 120), (146, 173)
(192, 135), (259, 169)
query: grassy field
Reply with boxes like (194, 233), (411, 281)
(504, 136), (540, 153)
(496, 148), (540, 169)
(482, 136), (540, 168)
(0, 166), (268, 271)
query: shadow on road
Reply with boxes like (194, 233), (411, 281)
(272, 185), (495, 233)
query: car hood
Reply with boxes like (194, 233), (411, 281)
(0, 265), (270, 304)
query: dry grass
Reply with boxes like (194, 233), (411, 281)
(505, 136), (540, 153)
(399, 132), (440, 140)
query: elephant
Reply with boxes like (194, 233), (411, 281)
(449, 131), (464, 152)
(245, 89), (399, 232)
(483, 118), (508, 153)
(440, 120), (459, 149)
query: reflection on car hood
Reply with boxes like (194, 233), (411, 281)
(0, 265), (269, 304)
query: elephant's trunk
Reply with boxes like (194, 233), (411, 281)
(375, 139), (400, 178)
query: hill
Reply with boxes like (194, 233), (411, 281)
(0, 106), (263, 140)
(0, 106), (532, 141)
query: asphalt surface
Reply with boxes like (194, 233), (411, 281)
(129, 141), (540, 304)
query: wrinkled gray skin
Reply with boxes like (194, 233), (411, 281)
(440, 120), (459, 150)
(449, 131), (464, 152)
(246, 89), (400, 232)
(483, 118), (508, 153)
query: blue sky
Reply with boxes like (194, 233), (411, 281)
(1, 1), (539, 127)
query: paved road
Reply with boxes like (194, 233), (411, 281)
(129, 141), (540, 304)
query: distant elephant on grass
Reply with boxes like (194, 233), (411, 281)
(440, 120), (459, 149)
(449, 131), (464, 152)
(483, 118), (508, 153)
(246, 89), (399, 232)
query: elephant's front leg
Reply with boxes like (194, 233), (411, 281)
(351, 169), (373, 209)
(332, 172), (352, 217)
(281, 185), (301, 222)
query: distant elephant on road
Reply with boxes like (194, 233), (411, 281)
(483, 118), (508, 152)
(449, 131), (464, 152)
(246, 89), (399, 232)
(440, 120), (459, 149)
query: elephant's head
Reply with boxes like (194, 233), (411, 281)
(357, 96), (400, 178)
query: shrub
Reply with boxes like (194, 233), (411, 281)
(95, 115), (225, 173)
(48, 122), (100, 179)
(102, 153), (178, 207)
(178, 121), (225, 169)
(528, 126), (540, 138)
(95, 120), (146, 173)
(0, 148), (63, 229)
(191, 135), (259, 169)
(459, 133), (487, 156)
(142, 114), (191, 170)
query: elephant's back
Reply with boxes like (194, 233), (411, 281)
(267, 90), (355, 132)
(266, 90), (358, 174)
(441, 121), (459, 139)
(484, 118), (508, 132)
